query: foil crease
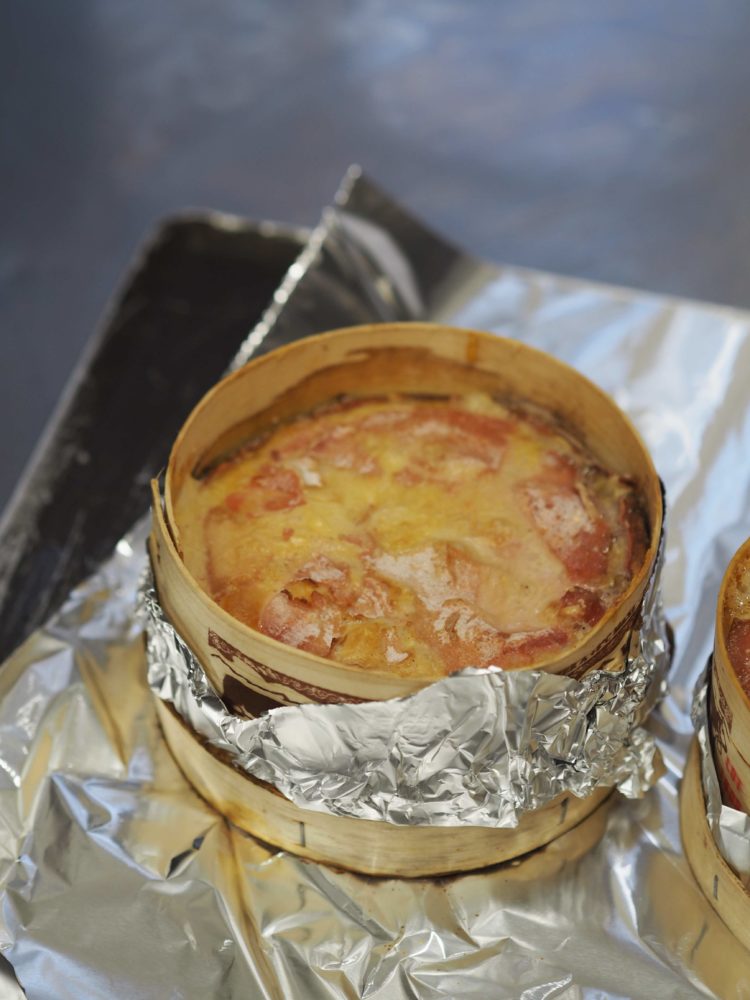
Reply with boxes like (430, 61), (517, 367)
(3, 172), (750, 998)
(142, 542), (669, 826)
(692, 664), (750, 877)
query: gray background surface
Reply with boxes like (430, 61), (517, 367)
(3, 0), (750, 513)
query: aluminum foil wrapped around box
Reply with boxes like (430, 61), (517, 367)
(2, 170), (750, 998)
(141, 543), (669, 827)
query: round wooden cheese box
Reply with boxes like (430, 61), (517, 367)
(149, 322), (664, 875)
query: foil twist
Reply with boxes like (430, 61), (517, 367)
(143, 537), (670, 828)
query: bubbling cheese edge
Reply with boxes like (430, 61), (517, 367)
(174, 393), (649, 678)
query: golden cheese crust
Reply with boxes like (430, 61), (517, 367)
(175, 393), (648, 678)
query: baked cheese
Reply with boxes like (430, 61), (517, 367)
(175, 393), (648, 678)
(724, 551), (750, 695)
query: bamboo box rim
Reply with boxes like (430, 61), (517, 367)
(159, 322), (664, 689)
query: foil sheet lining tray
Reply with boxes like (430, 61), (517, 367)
(2, 169), (750, 997)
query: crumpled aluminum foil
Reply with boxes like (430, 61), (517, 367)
(142, 539), (669, 826)
(692, 663), (750, 878)
(3, 172), (750, 998)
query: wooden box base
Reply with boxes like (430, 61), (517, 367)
(155, 698), (612, 878)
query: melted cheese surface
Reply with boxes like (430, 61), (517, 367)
(175, 393), (647, 678)
(724, 552), (750, 694)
